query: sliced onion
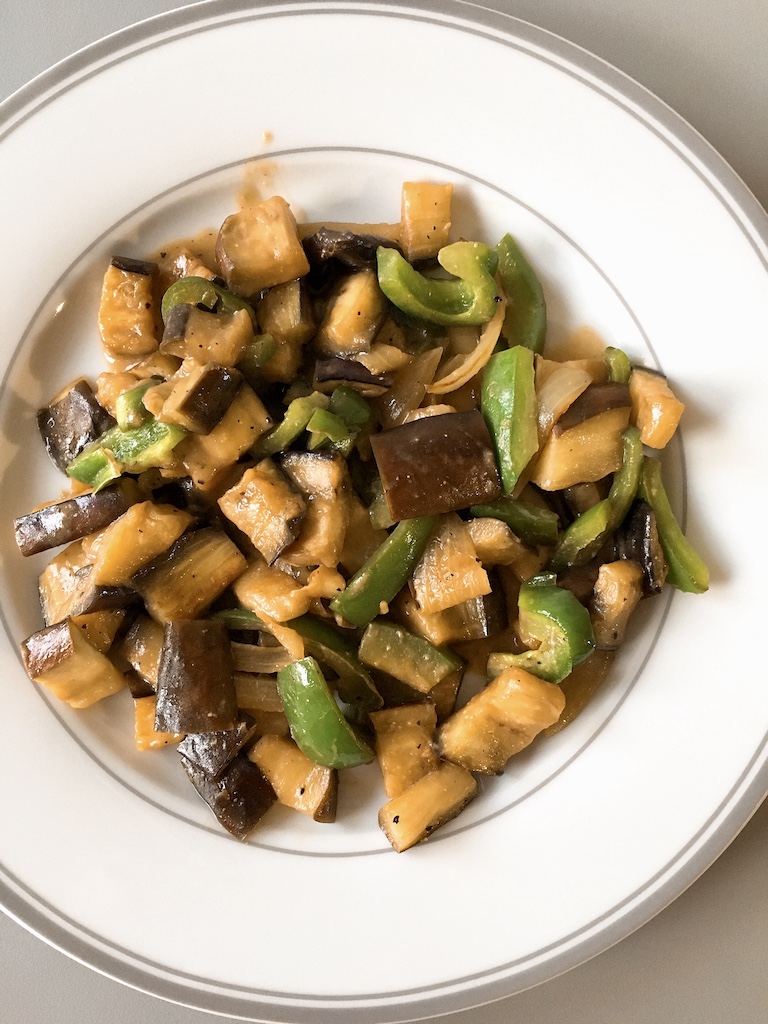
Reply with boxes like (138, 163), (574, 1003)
(426, 299), (506, 395)
(536, 363), (593, 442)
(231, 641), (292, 674)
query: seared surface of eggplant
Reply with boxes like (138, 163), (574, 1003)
(15, 479), (138, 557)
(38, 379), (115, 472)
(155, 618), (237, 733)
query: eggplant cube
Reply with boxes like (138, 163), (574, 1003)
(249, 734), (338, 822)
(217, 459), (307, 564)
(370, 409), (502, 520)
(155, 619), (237, 734)
(216, 196), (310, 296)
(21, 618), (127, 709)
(378, 760), (477, 853)
(98, 257), (159, 358)
(438, 667), (565, 775)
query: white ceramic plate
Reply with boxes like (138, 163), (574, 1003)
(1, 2), (767, 1021)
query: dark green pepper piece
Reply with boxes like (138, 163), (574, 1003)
(470, 495), (560, 548)
(376, 241), (500, 327)
(481, 345), (538, 494)
(638, 456), (709, 594)
(67, 417), (187, 491)
(287, 614), (382, 711)
(496, 233), (546, 353)
(330, 516), (437, 627)
(253, 392), (329, 458)
(488, 572), (595, 684)
(277, 656), (375, 769)
(358, 620), (461, 692)
(551, 426), (643, 570)
(161, 275), (257, 325)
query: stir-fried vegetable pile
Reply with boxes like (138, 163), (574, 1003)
(14, 182), (708, 851)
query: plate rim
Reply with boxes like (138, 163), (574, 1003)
(2, 2), (768, 1021)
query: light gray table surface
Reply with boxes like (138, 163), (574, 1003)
(2, 2), (767, 1022)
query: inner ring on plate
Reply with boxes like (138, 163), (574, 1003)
(2, 145), (672, 858)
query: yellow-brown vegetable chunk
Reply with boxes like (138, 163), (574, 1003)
(629, 367), (685, 448)
(216, 196), (310, 295)
(400, 181), (453, 261)
(371, 703), (439, 798)
(438, 667), (565, 774)
(249, 735), (337, 821)
(378, 760), (476, 852)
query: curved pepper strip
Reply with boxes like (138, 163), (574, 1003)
(161, 275), (257, 325)
(330, 516), (437, 627)
(277, 656), (374, 769)
(376, 241), (500, 327)
(495, 233), (546, 353)
(481, 345), (538, 494)
(638, 456), (709, 594)
(487, 572), (595, 684)
(551, 426), (643, 570)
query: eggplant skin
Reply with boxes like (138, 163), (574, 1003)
(177, 713), (258, 779)
(155, 619), (237, 734)
(181, 751), (276, 840)
(37, 379), (115, 472)
(14, 480), (138, 557)
(370, 409), (503, 520)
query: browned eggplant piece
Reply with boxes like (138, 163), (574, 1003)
(14, 479), (139, 557)
(181, 750), (276, 840)
(117, 614), (165, 691)
(160, 304), (253, 367)
(590, 560), (644, 649)
(553, 382), (632, 435)
(370, 409), (502, 520)
(20, 617), (127, 708)
(177, 712), (259, 779)
(40, 561), (140, 626)
(155, 619), (237, 733)
(130, 527), (247, 622)
(217, 459), (307, 565)
(98, 257), (159, 359)
(313, 358), (393, 397)
(613, 499), (669, 595)
(159, 362), (243, 433)
(378, 760), (477, 853)
(37, 379), (115, 472)
(248, 734), (338, 822)
(304, 227), (402, 271)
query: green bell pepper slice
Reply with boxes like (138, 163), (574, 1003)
(488, 572), (595, 684)
(287, 614), (382, 711)
(330, 516), (437, 627)
(67, 416), (187, 491)
(376, 241), (500, 327)
(277, 656), (375, 769)
(551, 426), (643, 570)
(358, 620), (461, 693)
(496, 233), (546, 353)
(161, 275), (257, 325)
(470, 494), (560, 548)
(638, 456), (709, 594)
(114, 380), (156, 430)
(481, 345), (538, 494)
(253, 392), (329, 458)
